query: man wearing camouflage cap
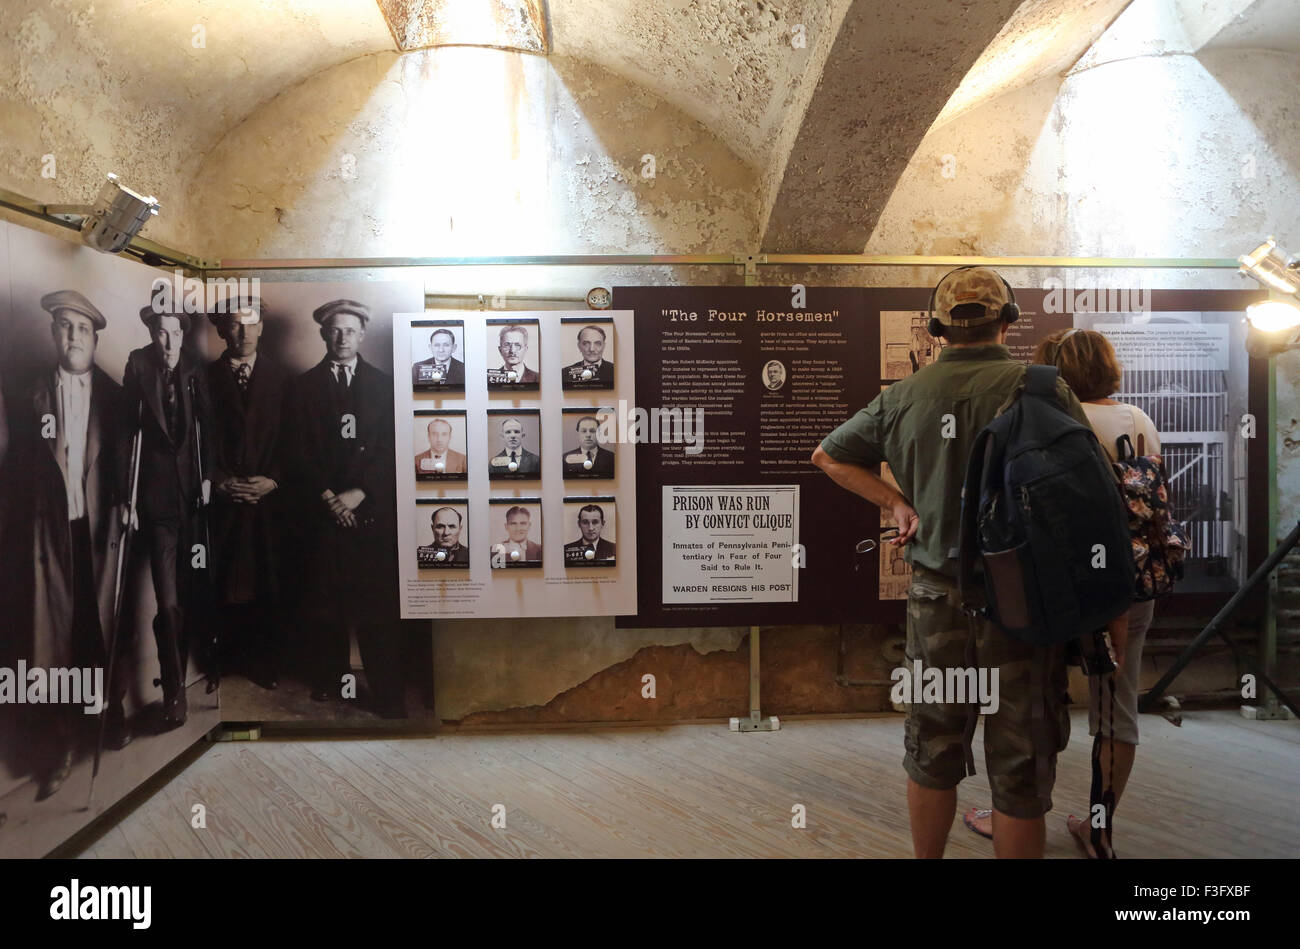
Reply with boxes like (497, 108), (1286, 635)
(3, 291), (131, 799)
(812, 267), (1091, 858)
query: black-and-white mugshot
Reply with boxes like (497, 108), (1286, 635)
(491, 505), (541, 565)
(564, 504), (616, 563)
(491, 324), (537, 383)
(3, 291), (130, 800)
(414, 417), (467, 477)
(417, 506), (469, 566)
(285, 299), (407, 717)
(411, 326), (464, 386)
(489, 415), (540, 475)
(562, 415), (615, 477)
(563, 323), (614, 386)
(206, 296), (288, 690)
(122, 300), (213, 732)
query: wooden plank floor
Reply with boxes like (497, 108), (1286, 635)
(77, 710), (1300, 858)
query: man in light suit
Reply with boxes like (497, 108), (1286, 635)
(4, 291), (130, 800)
(562, 415), (615, 477)
(414, 417), (467, 477)
(489, 416), (540, 475)
(411, 327), (464, 386)
(122, 301), (212, 730)
(492, 505), (542, 565)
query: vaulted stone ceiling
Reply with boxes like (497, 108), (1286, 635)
(3, 0), (1296, 255)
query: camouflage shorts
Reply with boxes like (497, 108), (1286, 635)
(902, 565), (1071, 819)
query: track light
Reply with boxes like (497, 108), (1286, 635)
(79, 173), (160, 254)
(1238, 237), (1299, 295)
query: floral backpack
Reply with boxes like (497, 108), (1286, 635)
(1114, 432), (1191, 601)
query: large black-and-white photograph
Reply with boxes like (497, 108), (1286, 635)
(489, 498), (543, 568)
(196, 279), (432, 726)
(415, 499), (470, 569)
(562, 496), (617, 567)
(410, 319), (465, 391)
(560, 316), (614, 390)
(880, 310), (944, 380)
(486, 318), (540, 389)
(413, 410), (468, 482)
(486, 408), (541, 480)
(561, 406), (616, 479)
(0, 223), (221, 857)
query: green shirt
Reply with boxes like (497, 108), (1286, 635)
(819, 344), (1090, 578)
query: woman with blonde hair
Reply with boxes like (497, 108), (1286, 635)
(964, 327), (1160, 857)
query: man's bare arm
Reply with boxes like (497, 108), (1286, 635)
(810, 445), (919, 546)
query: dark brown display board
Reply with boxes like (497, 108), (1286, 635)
(617, 285), (889, 627)
(618, 285), (1268, 629)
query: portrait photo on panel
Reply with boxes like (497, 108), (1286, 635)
(563, 496), (617, 566)
(410, 320), (465, 391)
(485, 318), (539, 389)
(415, 499), (470, 568)
(489, 498), (543, 568)
(560, 316), (614, 390)
(761, 358), (787, 391)
(561, 407), (616, 478)
(413, 410), (468, 481)
(487, 408), (541, 480)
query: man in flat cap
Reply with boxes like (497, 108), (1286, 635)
(285, 299), (408, 717)
(1, 291), (130, 800)
(205, 296), (288, 690)
(122, 299), (212, 730)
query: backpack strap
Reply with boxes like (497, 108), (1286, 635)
(1116, 433), (1135, 461)
(957, 427), (999, 778)
(1023, 364), (1059, 398)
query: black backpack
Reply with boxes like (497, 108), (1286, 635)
(958, 366), (1134, 644)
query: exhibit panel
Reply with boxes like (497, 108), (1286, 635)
(394, 310), (637, 619)
(620, 284), (1267, 629)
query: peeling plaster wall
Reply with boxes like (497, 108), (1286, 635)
(869, 37), (1300, 542)
(185, 49), (759, 259)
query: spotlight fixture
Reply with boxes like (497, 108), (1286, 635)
(1238, 237), (1299, 295)
(1238, 237), (1300, 355)
(79, 173), (160, 254)
(1245, 300), (1300, 357)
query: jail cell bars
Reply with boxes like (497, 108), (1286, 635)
(1118, 365), (1231, 572)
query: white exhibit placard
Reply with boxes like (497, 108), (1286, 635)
(661, 485), (799, 604)
(394, 310), (637, 618)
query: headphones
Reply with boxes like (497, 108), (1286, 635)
(926, 265), (1020, 338)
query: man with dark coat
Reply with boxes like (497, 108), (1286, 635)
(411, 327), (465, 386)
(562, 415), (615, 477)
(122, 302), (212, 730)
(4, 291), (130, 800)
(563, 504), (616, 563)
(285, 299), (407, 717)
(206, 296), (287, 689)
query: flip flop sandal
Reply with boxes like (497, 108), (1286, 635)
(962, 806), (994, 840)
